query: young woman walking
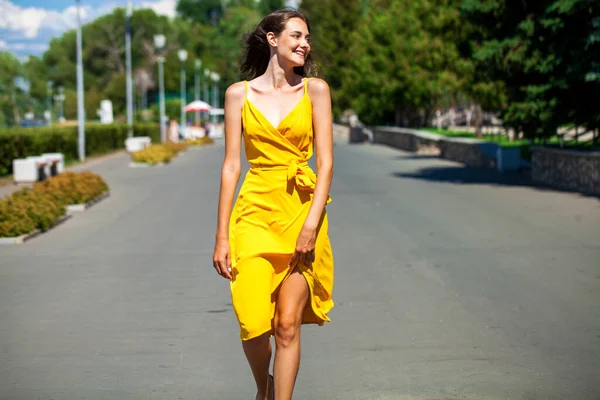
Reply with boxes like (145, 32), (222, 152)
(213, 8), (335, 400)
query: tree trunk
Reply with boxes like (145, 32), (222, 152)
(474, 104), (483, 138)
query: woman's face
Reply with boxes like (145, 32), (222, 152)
(271, 17), (311, 67)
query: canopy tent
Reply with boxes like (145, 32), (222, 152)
(184, 100), (212, 113)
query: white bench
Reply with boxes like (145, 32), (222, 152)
(41, 153), (64, 176)
(125, 137), (151, 153)
(13, 157), (47, 183)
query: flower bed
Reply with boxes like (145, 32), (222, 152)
(186, 136), (214, 146)
(130, 143), (188, 166)
(0, 171), (109, 240)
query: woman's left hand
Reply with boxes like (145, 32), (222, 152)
(289, 225), (317, 269)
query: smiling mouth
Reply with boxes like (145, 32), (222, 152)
(294, 50), (305, 57)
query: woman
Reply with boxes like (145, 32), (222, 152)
(212, 8), (335, 400)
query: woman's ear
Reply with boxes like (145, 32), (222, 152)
(266, 32), (277, 48)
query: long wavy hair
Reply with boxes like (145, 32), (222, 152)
(240, 8), (318, 80)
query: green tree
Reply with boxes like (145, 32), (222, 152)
(0, 51), (23, 126)
(339, 0), (471, 126)
(300, 0), (363, 119)
(462, 0), (600, 140)
(258, 0), (285, 15)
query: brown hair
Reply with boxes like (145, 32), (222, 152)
(241, 8), (318, 80)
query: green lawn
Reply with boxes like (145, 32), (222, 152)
(419, 128), (596, 160)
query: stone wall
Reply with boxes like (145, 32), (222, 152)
(438, 138), (497, 169)
(372, 127), (440, 154)
(532, 147), (600, 196)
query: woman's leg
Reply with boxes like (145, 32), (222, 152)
(273, 268), (309, 400)
(232, 256), (276, 399)
(242, 333), (273, 400)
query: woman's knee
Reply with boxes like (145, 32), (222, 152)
(274, 313), (300, 347)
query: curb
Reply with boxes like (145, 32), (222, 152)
(0, 214), (72, 245)
(66, 191), (110, 212)
(129, 161), (168, 168)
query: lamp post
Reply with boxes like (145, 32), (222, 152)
(153, 34), (166, 143)
(46, 80), (53, 125)
(125, 1), (133, 137)
(203, 69), (210, 124)
(210, 72), (220, 125)
(194, 59), (201, 126)
(76, 0), (85, 161)
(178, 49), (188, 139)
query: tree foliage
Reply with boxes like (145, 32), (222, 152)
(332, 0), (472, 126)
(463, 0), (600, 138)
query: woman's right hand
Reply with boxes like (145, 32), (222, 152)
(213, 238), (233, 280)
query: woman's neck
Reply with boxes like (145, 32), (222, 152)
(260, 54), (301, 91)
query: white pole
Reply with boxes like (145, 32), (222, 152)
(158, 58), (166, 143)
(125, 1), (133, 137)
(76, 0), (85, 161)
(194, 59), (201, 126)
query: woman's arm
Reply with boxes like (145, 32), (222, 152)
(306, 78), (334, 228)
(289, 78), (334, 268)
(213, 81), (245, 280)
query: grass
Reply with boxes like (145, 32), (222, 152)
(420, 128), (597, 160)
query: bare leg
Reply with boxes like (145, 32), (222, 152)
(273, 268), (309, 400)
(242, 332), (274, 400)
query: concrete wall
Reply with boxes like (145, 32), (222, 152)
(532, 147), (600, 196)
(371, 127), (440, 154)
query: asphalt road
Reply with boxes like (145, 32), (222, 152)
(1, 135), (599, 400)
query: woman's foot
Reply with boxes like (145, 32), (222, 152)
(255, 375), (274, 400)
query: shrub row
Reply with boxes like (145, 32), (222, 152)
(131, 142), (187, 164)
(186, 136), (215, 146)
(0, 171), (109, 238)
(0, 123), (160, 176)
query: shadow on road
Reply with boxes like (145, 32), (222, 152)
(392, 165), (599, 199)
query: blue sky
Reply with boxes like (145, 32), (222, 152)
(1, 0), (299, 61)
(0, 0), (178, 60)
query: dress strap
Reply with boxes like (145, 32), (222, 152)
(243, 80), (249, 97)
(304, 77), (309, 94)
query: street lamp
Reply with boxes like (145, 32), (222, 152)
(210, 72), (220, 125)
(178, 49), (188, 139)
(154, 34), (166, 143)
(76, 0), (85, 161)
(194, 59), (202, 126)
(46, 80), (53, 125)
(125, 1), (133, 137)
(203, 69), (210, 124)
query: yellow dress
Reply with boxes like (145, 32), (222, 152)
(229, 78), (334, 341)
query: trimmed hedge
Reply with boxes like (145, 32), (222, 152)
(0, 123), (159, 176)
(131, 144), (177, 164)
(186, 136), (215, 146)
(0, 171), (109, 238)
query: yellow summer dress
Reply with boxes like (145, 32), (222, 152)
(229, 78), (334, 341)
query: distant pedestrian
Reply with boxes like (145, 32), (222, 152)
(212, 8), (335, 400)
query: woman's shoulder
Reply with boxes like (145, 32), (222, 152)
(307, 77), (330, 96)
(225, 81), (247, 101)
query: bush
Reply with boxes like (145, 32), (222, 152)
(0, 171), (109, 238)
(131, 144), (176, 164)
(186, 136), (214, 146)
(34, 171), (109, 205)
(0, 123), (160, 176)
(165, 141), (188, 153)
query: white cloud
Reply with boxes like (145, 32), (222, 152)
(0, 0), (177, 40)
(140, 0), (177, 19)
(0, 0), (93, 38)
(0, 39), (7, 50)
